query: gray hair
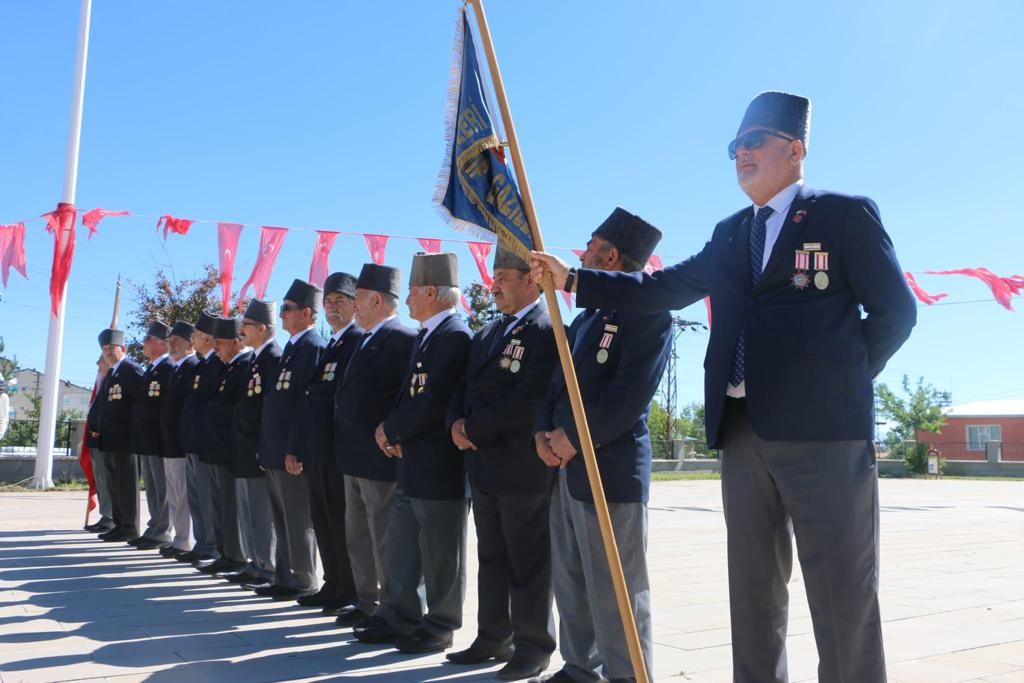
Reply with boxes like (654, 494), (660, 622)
(436, 286), (461, 308)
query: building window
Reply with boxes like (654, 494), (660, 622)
(966, 425), (1002, 451)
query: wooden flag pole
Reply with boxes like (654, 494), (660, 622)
(110, 274), (121, 328)
(465, 2), (649, 680)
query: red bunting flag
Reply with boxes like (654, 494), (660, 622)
(217, 223), (244, 315)
(42, 202), (77, 315)
(363, 234), (389, 265)
(79, 372), (102, 513)
(156, 214), (194, 239)
(309, 230), (339, 288)
(237, 226), (288, 302)
(0, 222), (28, 288)
(705, 297), (712, 327)
(81, 208), (129, 238)
(571, 249), (584, 259)
(644, 254), (663, 274)
(418, 238), (442, 254)
(926, 267), (1021, 311)
(467, 242), (493, 287)
(904, 272), (947, 305)
(561, 290), (574, 310)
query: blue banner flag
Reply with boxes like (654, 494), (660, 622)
(433, 9), (533, 262)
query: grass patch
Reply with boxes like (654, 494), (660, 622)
(0, 479), (90, 492)
(652, 471), (721, 481)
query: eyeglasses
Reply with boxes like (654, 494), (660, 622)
(728, 129), (796, 160)
(279, 303), (304, 314)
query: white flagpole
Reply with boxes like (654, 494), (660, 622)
(32, 0), (93, 488)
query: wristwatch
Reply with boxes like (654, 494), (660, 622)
(563, 267), (577, 293)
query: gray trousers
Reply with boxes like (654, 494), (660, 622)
(265, 468), (318, 592)
(343, 474), (396, 615)
(236, 476), (276, 582)
(185, 453), (218, 557)
(550, 470), (652, 683)
(138, 454), (171, 542)
(210, 464), (245, 564)
(162, 457), (192, 551)
(381, 492), (469, 638)
(720, 398), (885, 683)
(90, 449), (113, 524)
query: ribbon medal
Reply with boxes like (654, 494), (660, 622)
(148, 380), (161, 398)
(192, 375), (201, 390)
(597, 324), (617, 364)
(791, 250), (811, 290)
(108, 384), (123, 401)
(322, 361), (338, 382)
(409, 372), (428, 397)
(813, 251), (830, 290)
(276, 369), (292, 391)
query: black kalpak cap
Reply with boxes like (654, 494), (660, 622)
(98, 329), (125, 347)
(213, 317), (243, 340)
(356, 263), (402, 299)
(493, 243), (529, 272)
(195, 311), (218, 336)
(170, 321), (195, 340)
(323, 272), (358, 299)
(242, 298), (275, 325)
(146, 320), (171, 340)
(592, 207), (663, 269)
(284, 278), (324, 310)
(409, 252), (459, 287)
(737, 91), (811, 147)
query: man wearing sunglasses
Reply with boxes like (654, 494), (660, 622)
(531, 91), (917, 683)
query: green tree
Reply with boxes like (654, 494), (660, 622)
(127, 265), (224, 363)
(463, 282), (500, 333)
(648, 400), (677, 460)
(2, 393), (83, 449)
(876, 375), (949, 474)
(0, 337), (19, 379)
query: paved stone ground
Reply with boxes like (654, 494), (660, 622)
(0, 479), (1022, 682)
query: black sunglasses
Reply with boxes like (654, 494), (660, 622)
(728, 129), (796, 160)
(279, 303), (305, 314)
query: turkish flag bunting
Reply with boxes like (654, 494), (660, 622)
(561, 290), (574, 310)
(0, 222), (28, 288)
(467, 242), (493, 287)
(417, 238), (442, 254)
(309, 230), (339, 287)
(217, 223), (244, 315)
(156, 214), (194, 239)
(704, 297), (712, 327)
(925, 267), (1021, 311)
(237, 226), (288, 303)
(42, 202), (77, 315)
(644, 254), (664, 274)
(904, 272), (947, 305)
(81, 208), (129, 238)
(363, 234), (389, 265)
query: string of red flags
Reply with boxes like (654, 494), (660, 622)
(237, 226), (287, 302)
(217, 223), (244, 315)
(157, 214), (193, 239)
(904, 272), (948, 305)
(81, 208), (129, 238)
(924, 268), (1024, 311)
(42, 202), (77, 315)
(363, 234), (389, 266)
(0, 222), (28, 288)
(309, 231), (339, 288)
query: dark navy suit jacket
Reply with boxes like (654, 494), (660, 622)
(159, 354), (199, 459)
(535, 306), (672, 504)
(382, 313), (472, 500)
(131, 357), (173, 456)
(575, 187), (917, 448)
(333, 317), (417, 482)
(232, 341), (281, 478)
(179, 353), (224, 458)
(259, 328), (325, 471)
(94, 358), (144, 453)
(449, 302), (559, 496)
(289, 323), (364, 467)
(204, 350), (253, 468)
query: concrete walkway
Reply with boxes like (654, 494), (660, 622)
(0, 479), (1022, 682)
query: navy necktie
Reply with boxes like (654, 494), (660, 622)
(728, 206), (774, 387)
(416, 328), (428, 348)
(488, 314), (516, 355)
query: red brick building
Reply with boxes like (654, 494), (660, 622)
(916, 399), (1024, 461)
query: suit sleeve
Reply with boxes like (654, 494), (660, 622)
(575, 245), (711, 313)
(562, 312), (673, 452)
(285, 342), (325, 457)
(383, 331), (469, 443)
(841, 198), (917, 377)
(463, 326), (559, 447)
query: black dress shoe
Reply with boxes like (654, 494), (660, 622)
(224, 570), (259, 584)
(352, 615), (402, 644)
(396, 627), (453, 654)
(253, 584), (306, 600)
(447, 640), (515, 664)
(134, 538), (169, 550)
(497, 655), (551, 681)
(296, 587), (343, 607)
(99, 529), (135, 542)
(126, 536), (146, 547)
(332, 605), (370, 627)
(241, 579), (273, 591)
(195, 558), (227, 574)
(174, 550), (198, 563)
(526, 670), (574, 683)
(212, 561), (249, 577)
(85, 521), (113, 533)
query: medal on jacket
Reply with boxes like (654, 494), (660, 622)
(276, 369), (292, 391)
(219, 378), (226, 392)
(322, 361), (338, 382)
(597, 324), (617, 364)
(791, 250), (811, 290)
(192, 375), (201, 390)
(148, 380), (161, 397)
(248, 372), (262, 397)
(108, 384), (122, 401)
(409, 366), (428, 396)
(813, 251), (830, 290)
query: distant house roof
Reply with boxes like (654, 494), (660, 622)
(945, 400), (1024, 418)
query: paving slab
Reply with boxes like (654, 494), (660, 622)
(0, 480), (1022, 682)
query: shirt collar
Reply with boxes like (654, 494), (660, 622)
(332, 321), (355, 342)
(365, 314), (397, 338)
(753, 180), (802, 217)
(288, 326), (315, 345)
(254, 338), (274, 356)
(150, 353), (169, 368)
(420, 308), (456, 342)
(228, 347), (253, 364)
(173, 352), (195, 368)
(111, 357), (125, 373)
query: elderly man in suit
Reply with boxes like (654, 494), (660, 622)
(353, 253), (472, 655)
(90, 328), (146, 542)
(531, 211), (671, 683)
(532, 92), (917, 683)
(333, 263), (417, 627)
(157, 321), (200, 559)
(284, 272), (364, 612)
(446, 246), (559, 680)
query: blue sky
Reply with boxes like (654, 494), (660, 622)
(1, 1), (1022, 412)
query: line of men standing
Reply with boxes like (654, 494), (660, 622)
(82, 211), (669, 683)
